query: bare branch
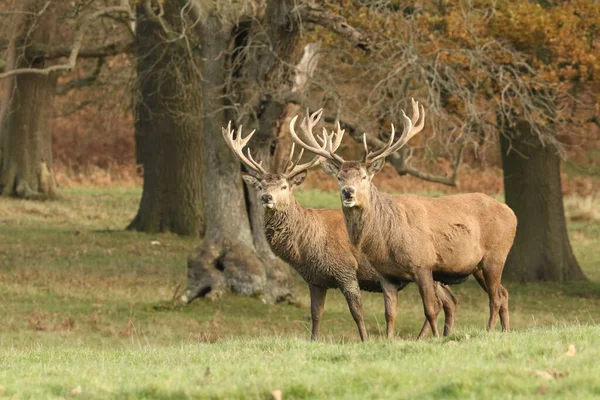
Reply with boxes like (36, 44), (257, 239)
(0, 6), (134, 79)
(294, 2), (371, 52)
(55, 58), (105, 96)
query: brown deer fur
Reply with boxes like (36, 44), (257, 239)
(311, 122), (516, 338)
(242, 172), (458, 341)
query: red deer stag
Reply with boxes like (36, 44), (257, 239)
(290, 100), (516, 338)
(222, 111), (457, 341)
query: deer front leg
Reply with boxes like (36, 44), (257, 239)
(380, 278), (399, 339)
(415, 270), (440, 339)
(340, 279), (368, 342)
(308, 284), (327, 341)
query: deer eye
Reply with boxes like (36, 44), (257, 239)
(362, 176), (367, 180)
(281, 185), (288, 190)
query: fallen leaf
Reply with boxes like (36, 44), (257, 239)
(533, 369), (569, 381)
(445, 340), (457, 346)
(537, 385), (547, 395)
(71, 385), (82, 395)
(151, 241), (161, 246)
(565, 344), (576, 357)
(535, 370), (554, 381)
(271, 389), (282, 400)
(0, 385), (4, 396)
(465, 334), (470, 340)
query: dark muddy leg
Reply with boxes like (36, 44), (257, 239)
(308, 285), (327, 341)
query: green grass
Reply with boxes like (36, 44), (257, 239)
(0, 187), (599, 399)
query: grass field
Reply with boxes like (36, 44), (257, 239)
(0, 188), (599, 399)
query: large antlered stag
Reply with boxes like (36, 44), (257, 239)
(222, 111), (457, 341)
(290, 100), (516, 338)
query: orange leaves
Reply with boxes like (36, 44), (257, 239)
(489, 0), (600, 81)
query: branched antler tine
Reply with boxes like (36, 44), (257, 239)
(289, 113), (333, 160)
(366, 101), (426, 164)
(412, 104), (426, 138)
(283, 142), (296, 173)
(222, 122), (266, 175)
(288, 147), (305, 172)
(367, 113), (412, 164)
(284, 131), (326, 177)
(325, 131), (345, 163)
(410, 98), (420, 125)
(366, 123), (396, 161)
(310, 108), (324, 128)
(246, 148), (266, 173)
(298, 108), (323, 149)
(331, 121), (344, 152)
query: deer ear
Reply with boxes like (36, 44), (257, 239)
(320, 160), (340, 177)
(366, 158), (385, 176)
(242, 173), (261, 188)
(289, 170), (307, 188)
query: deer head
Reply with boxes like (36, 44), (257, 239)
(222, 110), (342, 211)
(290, 99), (425, 209)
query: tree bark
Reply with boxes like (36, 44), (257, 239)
(127, 2), (204, 236)
(0, 0), (59, 198)
(500, 124), (587, 282)
(184, 2), (298, 304)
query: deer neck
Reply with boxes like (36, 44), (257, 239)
(263, 199), (311, 255)
(342, 184), (390, 247)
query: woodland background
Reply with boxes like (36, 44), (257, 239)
(0, 1), (599, 397)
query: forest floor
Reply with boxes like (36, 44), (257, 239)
(0, 187), (599, 399)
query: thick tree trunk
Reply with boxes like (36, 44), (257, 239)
(127, 3), (204, 236)
(500, 125), (587, 282)
(0, 0), (58, 198)
(183, 13), (295, 304)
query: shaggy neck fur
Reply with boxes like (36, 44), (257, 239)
(263, 199), (319, 266)
(342, 183), (401, 248)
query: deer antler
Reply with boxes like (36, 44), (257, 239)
(223, 118), (329, 178)
(284, 108), (344, 177)
(289, 109), (345, 165)
(222, 121), (267, 176)
(364, 98), (425, 165)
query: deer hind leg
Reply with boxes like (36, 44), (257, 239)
(415, 270), (440, 338)
(380, 278), (400, 339)
(473, 269), (488, 293)
(340, 279), (368, 342)
(439, 283), (457, 337)
(498, 284), (510, 332)
(308, 285), (328, 341)
(416, 283), (455, 339)
(481, 256), (508, 332)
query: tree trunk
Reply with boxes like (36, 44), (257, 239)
(0, 0), (59, 198)
(183, 12), (295, 305)
(500, 124), (587, 282)
(127, 2), (204, 236)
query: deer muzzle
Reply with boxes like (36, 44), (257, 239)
(261, 193), (274, 209)
(341, 186), (356, 207)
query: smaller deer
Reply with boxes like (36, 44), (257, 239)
(290, 100), (516, 338)
(222, 111), (457, 341)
